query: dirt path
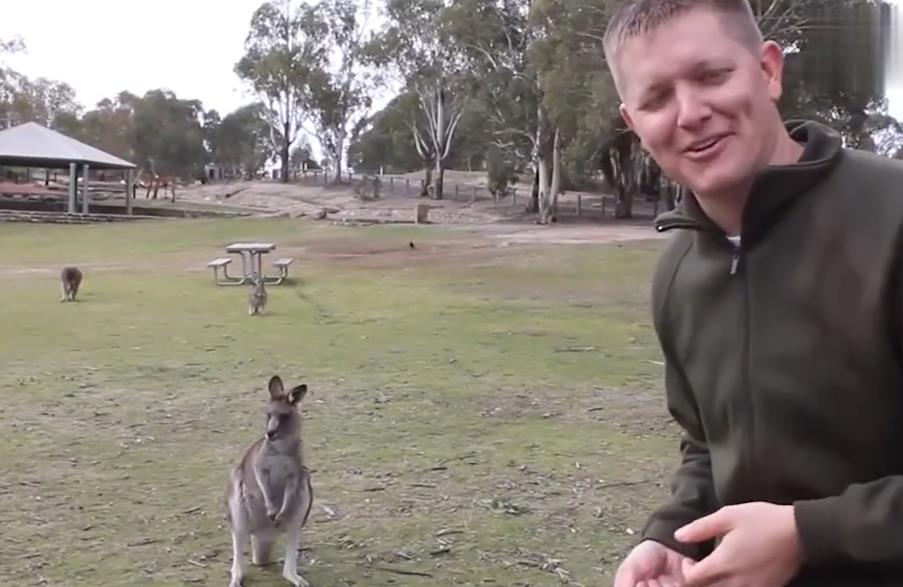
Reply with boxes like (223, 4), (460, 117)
(173, 180), (667, 246)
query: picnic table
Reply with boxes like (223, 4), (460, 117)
(207, 242), (294, 286)
(227, 242), (275, 280)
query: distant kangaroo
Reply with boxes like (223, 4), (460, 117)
(60, 266), (82, 302)
(226, 375), (313, 587)
(248, 274), (267, 316)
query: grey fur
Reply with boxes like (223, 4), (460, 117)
(226, 375), (312, 587)
(60, 266), (82, 302)
(248, 274), (267, 316)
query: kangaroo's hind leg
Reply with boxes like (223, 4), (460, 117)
(228, 486), (249, 587)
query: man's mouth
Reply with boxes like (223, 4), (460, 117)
(685, 134), (728, 156)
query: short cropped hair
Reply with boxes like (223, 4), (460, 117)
(603, 0), (763, 70)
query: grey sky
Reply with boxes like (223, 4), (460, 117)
(1, 0), (267, 115)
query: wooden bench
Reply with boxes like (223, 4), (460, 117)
(207, 257), (240, 285)
(269, 257), (294, 284)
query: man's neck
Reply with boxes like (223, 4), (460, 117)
(696, 131), (805, 236)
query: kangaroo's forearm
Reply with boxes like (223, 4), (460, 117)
(277, 476), (298, 517)
(254, 468), (277, 511)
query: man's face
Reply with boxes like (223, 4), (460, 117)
(615, 8), (785, 199)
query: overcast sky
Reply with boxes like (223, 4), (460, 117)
(1, 0), (901, 121)
(0, 0), (269, 115)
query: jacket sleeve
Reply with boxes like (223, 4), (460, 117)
(640, 239), (719, 560)
(792, 238), (903, 566)
(792, 237), (903, 567)
(793, 466), (903, 565)
(640, 347), (719, 560)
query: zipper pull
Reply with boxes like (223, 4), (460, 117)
(730, 248), (740, 274)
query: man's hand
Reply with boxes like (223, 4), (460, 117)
(674, 502), (803, 587)
(613, 539), (694, 587)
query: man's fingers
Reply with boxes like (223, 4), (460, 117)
(674, 508), (733, 543)
(682, 550), (732, 587)
(681, 557), (695, 578)
(613, 565), (637, 587)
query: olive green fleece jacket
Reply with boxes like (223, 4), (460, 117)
(642, 120), (903, 584)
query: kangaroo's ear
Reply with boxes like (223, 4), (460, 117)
(268, 375), (285, 399)
(288, 384), (308, 405)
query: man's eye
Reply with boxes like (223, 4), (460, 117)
(642, 91), (669, 110)
(701, 69), (730, 83)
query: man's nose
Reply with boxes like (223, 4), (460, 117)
(676, 86), (712, 130)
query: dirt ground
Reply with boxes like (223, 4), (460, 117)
(171, 177), (667, 247)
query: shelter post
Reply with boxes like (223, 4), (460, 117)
(68, 162), (77, 214)
(125, 169), (133, 215)
(81, 163), (90, 214)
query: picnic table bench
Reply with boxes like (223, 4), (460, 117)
(207, 242), (293, 286)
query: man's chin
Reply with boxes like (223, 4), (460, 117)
(682, 172), (748, 201)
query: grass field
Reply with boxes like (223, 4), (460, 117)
(0, 217), (680, 586)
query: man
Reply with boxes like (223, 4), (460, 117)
(604, 1), (903, 586)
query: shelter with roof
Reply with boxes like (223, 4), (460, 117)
(0, 122), (137, 215)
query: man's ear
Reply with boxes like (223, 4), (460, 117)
(619, 102), (635, 132)
(760, 40), (785, 103)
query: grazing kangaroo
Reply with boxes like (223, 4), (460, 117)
(60, 266), (82, 302)
(226, 375), (313, 587)
(248, 274), (267, 316)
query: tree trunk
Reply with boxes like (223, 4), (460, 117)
(528, 118), (542, 215)
(538, 128), (560, 224)
(433, 158), (444, 200)
(550, 130), (561, 219)
(610, 133), (637, 219)
(527, 166), (539, 213)
(433, 88), (446, 200)
(420, 163), (433, 197)
(333, 132), (346, 184)
(537, 153), (550, 224)
(281, 121), (291, 183)
(615, 189), (634, 219)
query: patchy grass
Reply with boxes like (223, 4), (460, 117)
(0, 217), (679, 586)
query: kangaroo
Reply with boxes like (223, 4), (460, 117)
(248, 274), (267, 316)
(226, 375), (313, 587)
(60, 266), (82, 302)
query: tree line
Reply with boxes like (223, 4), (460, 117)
(2, 0), (902, 221)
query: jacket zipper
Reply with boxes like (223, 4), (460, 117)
(656, 215), (743, 276)
(656, 214), (755, 496)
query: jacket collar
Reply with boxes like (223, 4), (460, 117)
(654, 120), (844, 242)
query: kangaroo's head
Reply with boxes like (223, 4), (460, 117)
(264, 375), (307, 442)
